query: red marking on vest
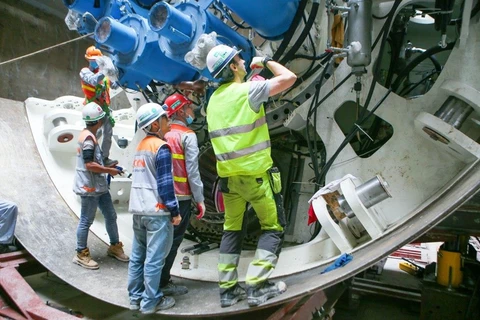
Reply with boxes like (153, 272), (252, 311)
(133, 159), (146, 168)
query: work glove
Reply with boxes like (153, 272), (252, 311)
(95, 72), (106, 84)
(196, 202), (206, 220)
(250, 57), (266, 69)
(250, 57), (272, 69)
(107, 166), (123, 186)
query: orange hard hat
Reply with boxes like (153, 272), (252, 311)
(164, 93), (192, 117)
(85, 46), (103, 60)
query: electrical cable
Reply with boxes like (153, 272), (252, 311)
(279, 1), (320, 65)
(271, 0), (308, 61)
(398, 69), (440, 96)
(0, 33), (94, 67)
(292, 52), (330, 61)
(391, 42), (455, 92)
(357, 0), (402, 120)
(305, 0), (401, 184)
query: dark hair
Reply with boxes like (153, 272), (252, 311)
(218, 60), (238, 85)
(86, 120), (99, 127)
(85, 115), (104, 127)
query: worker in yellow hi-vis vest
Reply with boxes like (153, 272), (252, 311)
(205, 44), (297, 308)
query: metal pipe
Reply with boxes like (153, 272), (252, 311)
(149, 2), (193, 44)
(337, 175), (391, 218)
(434, 96), (473, 129)
(95, 17), (138, 54)
(52, 117), (67, 127)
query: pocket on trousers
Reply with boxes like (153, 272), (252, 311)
(219, 177), (230, 193)
(268, 167), (282, 194)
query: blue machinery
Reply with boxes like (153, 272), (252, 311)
(64, 0), (299, 89)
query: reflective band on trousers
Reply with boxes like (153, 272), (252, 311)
(209, 116), (267, 139)
(216, 140), (271, 161)
(245, 248), (278, 286)
(218, 253), (240, 289)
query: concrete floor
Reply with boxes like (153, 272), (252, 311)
(21, 258), (422, 320)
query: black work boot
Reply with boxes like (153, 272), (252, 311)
(220, 284), (247, 308)
(0, 243), (18, 254)
(247, 281), (287, 307)
(161, 280), (188, 296)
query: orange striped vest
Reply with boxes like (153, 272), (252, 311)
(129, 136), (170, 215)
(165, 124), (193, 200)
(73, 130), (108, 196)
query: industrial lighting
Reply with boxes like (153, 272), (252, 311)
(410, 10), (435, 24)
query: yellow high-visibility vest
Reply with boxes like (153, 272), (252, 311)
(207, 82), (272, 177)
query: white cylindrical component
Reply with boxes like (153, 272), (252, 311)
(337, 175), (391, 218)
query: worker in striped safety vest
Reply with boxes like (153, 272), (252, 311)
(205, 45), (297, 308)
(72, 102), (129, 270)
(80, 45), (118, 167)
(128, 103), (181, 313)
(161, 93), (205, 296)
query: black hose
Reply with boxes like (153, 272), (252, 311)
(317, 0), (403, 182)
(279, 1), (320, 65)
(292, 52), (330, 61)
(398, 69), (440, 96)
(391, 41), (455, 92)
(271, 0), (308, 61)
(357, 0), (402, 120)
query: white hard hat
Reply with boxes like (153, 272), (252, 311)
(136, 103), (167, 130)
(206, 44), (240, 78)
(82, 102), (106, 122)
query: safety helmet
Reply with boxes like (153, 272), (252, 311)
(206, 44), (240, 78)
(85, 46), (103, 60)
(136, 103), (167, 130)
(164, 93), (192, 117)
(82, 102), (106, 122)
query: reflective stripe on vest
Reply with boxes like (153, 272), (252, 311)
(215, 140), (271, 161)
(209, 116), (267, 139)
(128, 136), (170, 215)
(207, 82), (272, 177)
(81, 77), (110, 106)
(73, 130), (108, 196)
(165, 124), (192, 198)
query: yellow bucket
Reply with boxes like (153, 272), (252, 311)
(436, 249), (463, 288)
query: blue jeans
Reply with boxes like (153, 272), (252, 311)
(0, 200), (17, 244)
(160, 199), (191, 287)
(76, 192), (119, 251)
(127, 215), (173, 312)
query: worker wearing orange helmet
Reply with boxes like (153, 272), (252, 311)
(160, 93), (205, 296)
(80, 45), (118, 167)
